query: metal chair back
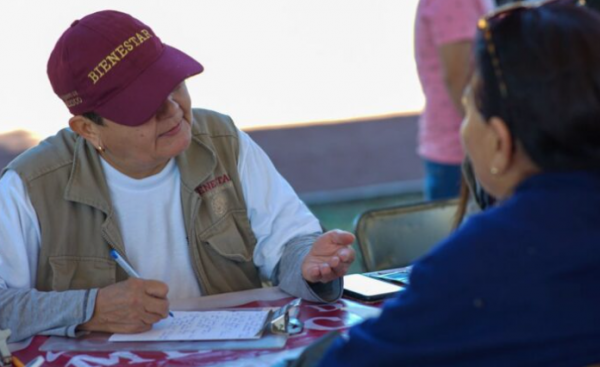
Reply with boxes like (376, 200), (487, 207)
(355, 199), (459, 271)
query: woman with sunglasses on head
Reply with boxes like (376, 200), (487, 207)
(302, 1), (600, 366)
(451, 0), (600, 229)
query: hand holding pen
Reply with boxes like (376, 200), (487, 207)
(110, 250), (174, 318)
(77, 250), (172, 334)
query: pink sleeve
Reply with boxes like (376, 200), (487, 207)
(428, 0), (486, 46)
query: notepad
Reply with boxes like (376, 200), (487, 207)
(109, 310), (271, 342)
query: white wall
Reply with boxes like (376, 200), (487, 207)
(0, 1), (423, 139)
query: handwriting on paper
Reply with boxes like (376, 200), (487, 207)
(109, 310), (270, 342)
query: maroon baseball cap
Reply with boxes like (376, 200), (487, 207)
(47, 10), (203, 126)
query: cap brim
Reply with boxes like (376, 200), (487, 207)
(96, 45), (203, 126)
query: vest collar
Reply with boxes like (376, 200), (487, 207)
(177, 120), (218, 193)
(64, 136), (113, 213)
(63, 120), (217, 210)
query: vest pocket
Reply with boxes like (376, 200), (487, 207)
(49, 256), (116, 291)
(198, 209), (256, 263)
(195, 210), (261, 294)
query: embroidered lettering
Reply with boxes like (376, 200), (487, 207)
(136, 32), (147, 43)
(115, 45), (128, 58)
(60, 91), (83, 108)
(123, 40), (134, 51)
(128, 36), (141, 47)
(106, 51), (121, 66)
(88, 71), (100, 84)
(87, 29), (153, 85)
(196, 174), (232, 195)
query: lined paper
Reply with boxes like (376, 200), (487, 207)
(109, 310), (270, 342)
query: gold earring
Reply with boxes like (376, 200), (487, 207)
(490, 167), (499, 175)
(97, 146), (104, 153)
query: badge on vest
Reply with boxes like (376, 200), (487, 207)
(211, 192), (228, 217)
(196, 174), (232, 217)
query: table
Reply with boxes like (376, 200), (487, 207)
(12, 287), (381, 367)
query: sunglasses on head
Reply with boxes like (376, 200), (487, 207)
(477, 0), (586, 100)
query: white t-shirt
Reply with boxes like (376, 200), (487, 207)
(0, 129), (321, 300)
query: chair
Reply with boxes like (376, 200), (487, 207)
(354, 198), (459, 272)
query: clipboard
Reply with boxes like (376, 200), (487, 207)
(40, 298), (303, 352)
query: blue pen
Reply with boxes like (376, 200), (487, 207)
(110, 249), (174, 318)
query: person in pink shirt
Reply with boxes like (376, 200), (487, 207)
(415, 0), (493, 200)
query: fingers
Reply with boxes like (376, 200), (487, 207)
(304, 263), (332, 283)
(327, 255), (340, 269)
(324, 230), (356, 246)
(143, 295), (170, 320)
(128, 279), (170, 320)
(140, 306), (168, 325)
(144, 279), (169, 299)
(141, 280), (170, 320)
(306, 246), (356, 283)
(326, 247), (354, 270)
(80, 279), (170, 334)
(308, 266), (321, 282)
(307, 264), (345, 283)
(337, 246), (356, 264)
(319, 262), (333, 279)
(305, 260), (350, 284)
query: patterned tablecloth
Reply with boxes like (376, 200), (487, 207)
(12, 287), (382, 367)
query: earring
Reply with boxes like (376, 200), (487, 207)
(97, 146), (104, 154)
(490, 167), (499, 175)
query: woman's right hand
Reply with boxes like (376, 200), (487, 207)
(77, 278), (170, 334)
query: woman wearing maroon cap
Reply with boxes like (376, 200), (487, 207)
(0, 10), (355, 342)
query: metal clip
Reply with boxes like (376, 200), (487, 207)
(269, 298), (303, 335)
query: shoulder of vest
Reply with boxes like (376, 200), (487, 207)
(6, 129), (78, 182)
(191, 108), (239, 140)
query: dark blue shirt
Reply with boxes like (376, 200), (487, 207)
(319, 171), (600, 367)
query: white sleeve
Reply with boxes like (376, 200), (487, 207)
(237, 130), (322, 280)
(0, 170), (41, 289)
(0, 171), (98, 342)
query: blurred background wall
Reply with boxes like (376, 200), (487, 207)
(0, 0), (427, 198)
(1, 0), (521, 272)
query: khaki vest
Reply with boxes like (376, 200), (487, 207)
(5, 109), (262, 295)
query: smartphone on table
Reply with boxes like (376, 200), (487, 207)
(370, 270), (411, 285)
(343, 274), (405, 302)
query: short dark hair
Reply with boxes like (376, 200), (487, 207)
(474, 4), (600, 171)
(82, 112), (104, 126)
